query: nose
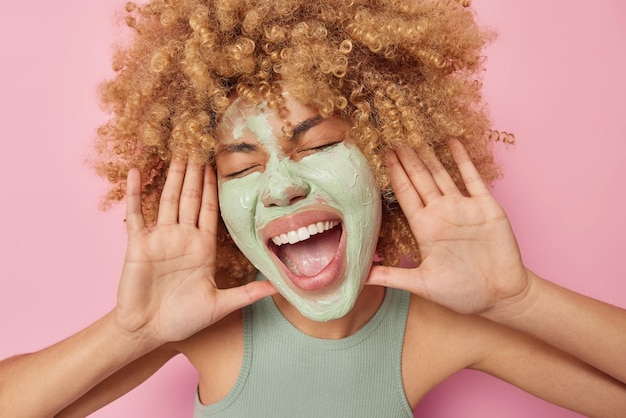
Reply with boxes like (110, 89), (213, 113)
(260, 162), (310, 207)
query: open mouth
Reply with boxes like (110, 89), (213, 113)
(267, 220), (344, 286)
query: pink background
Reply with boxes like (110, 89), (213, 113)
(0, 1), (624, 417)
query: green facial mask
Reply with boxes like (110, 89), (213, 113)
(217, 98), (382, 322)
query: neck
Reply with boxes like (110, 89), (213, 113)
(272, 285), (386, 339)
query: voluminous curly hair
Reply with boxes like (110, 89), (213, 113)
(96, 0), (501, 286)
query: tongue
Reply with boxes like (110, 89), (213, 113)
(278, 226), (341, 277)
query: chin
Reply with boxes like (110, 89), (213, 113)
(276, 274), (364, 322)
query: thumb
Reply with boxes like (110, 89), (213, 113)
(214, 280), (277, 319)
(367, 265), (428, 297)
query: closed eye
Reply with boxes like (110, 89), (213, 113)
(225, 163), (263, 178)
(306, 141), (342, 152)
(298, 140), (343, 157)
(216, 141), (266, 179)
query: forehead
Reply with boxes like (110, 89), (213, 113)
(216, 93), (318, 145)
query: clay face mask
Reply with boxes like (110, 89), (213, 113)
(216, 96), (381, 322)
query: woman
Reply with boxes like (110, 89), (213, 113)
(1, 0), (624, 418)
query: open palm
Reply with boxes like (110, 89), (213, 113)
(115, 161), (275, 344)
(368, 140), (528, 315)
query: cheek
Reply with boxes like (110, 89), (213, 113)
(298, 146), (377, 204)
(218, 176), (261, 238)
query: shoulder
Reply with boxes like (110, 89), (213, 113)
(174, 308), (246, 406)
(174, 308), (244, 368)
(401, 293), (517, 406)
(403, 293), (498, 359)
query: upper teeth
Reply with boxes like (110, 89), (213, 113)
(271, 220), (340, 246)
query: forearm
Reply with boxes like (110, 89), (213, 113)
(485, 269), (626, 384)
(0, 311), (158, 418)
(55, 345), (177, 418)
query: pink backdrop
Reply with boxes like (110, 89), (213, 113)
(0, 1), (624, 417)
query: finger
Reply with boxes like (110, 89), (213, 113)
(419, 145), (461, 196)
(125, 169), (146, 233)
(198, 167), (219, 233)
(366, 265), (429, 297)
(448, 139), (489, 196)
(157, 159), (186, 224)
(386, 150), (423, 209)
(214, 280), (277, 318)
(178, 161), (204, 226)
(395, 146), (442, 204)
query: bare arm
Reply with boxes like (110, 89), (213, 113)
(0, 161), (275, 417)
(484, 270), (626, 384)
(405, 295), (626, 417)
(55, 344), (177, 418)
(0, 312), (160, 418)
(468, 306), (626, 417)
(369, 140), (626, 389)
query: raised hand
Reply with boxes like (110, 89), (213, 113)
(368, 139), (529, 315)
(115, 160), (275, 344)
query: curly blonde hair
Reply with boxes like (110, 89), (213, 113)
(96, 0), (501, 286)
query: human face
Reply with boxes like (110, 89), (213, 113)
(215, 93), (382, 322)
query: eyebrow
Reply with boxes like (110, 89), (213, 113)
(216, 142), (258, 156)
(290, 115), (325, 140)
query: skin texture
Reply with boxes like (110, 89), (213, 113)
(216, 95), (381, 321)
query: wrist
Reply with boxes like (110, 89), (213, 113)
(482, 268), (539, 324)
(107, 309), (164, 354)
